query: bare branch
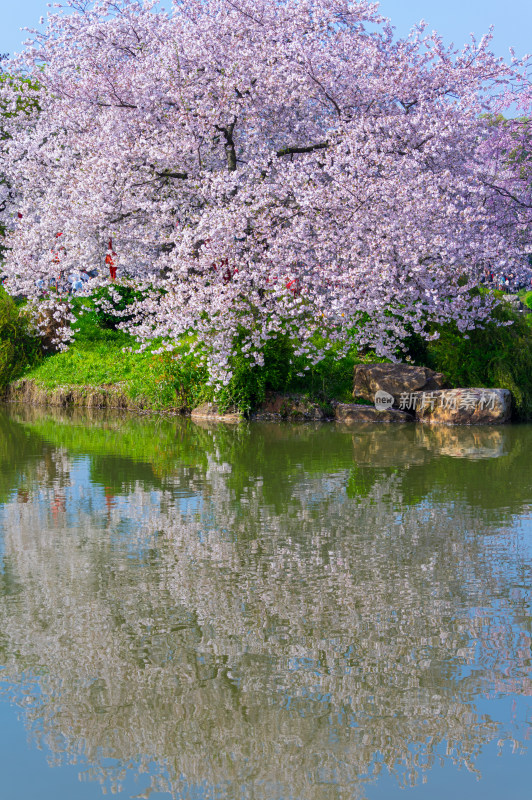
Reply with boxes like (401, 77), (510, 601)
(155, 169), (189, 180)
(276, 141), (329, 158)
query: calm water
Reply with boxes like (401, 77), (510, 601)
(0, 405), (531, 800)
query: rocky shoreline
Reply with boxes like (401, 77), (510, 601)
(2, 363), (514, 426)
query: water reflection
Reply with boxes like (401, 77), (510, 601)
(0, 407), (531, 799)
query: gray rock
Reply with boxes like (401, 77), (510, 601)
(251, 394), (327, 421)
(190, 402), (244, 423)
(400, 388), (512, 425)
(334, 403), (413, 424)
(353, 363), (446, 405)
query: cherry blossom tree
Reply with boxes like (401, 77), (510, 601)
(0, 0), (530, 380)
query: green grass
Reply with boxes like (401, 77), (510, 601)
(22, 308), (212, 411)
(521, 291), (532, 310)
(10, 290), (532, 420)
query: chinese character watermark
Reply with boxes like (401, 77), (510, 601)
(381, 390), (501, 413)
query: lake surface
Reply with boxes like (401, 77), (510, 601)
(0, 405), (530, 800)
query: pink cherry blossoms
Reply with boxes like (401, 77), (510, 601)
(0, 0), (531, 382)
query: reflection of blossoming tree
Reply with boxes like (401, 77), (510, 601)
(0, 413), (530, 798)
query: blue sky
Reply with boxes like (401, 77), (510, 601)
(0, 0), (530, 61)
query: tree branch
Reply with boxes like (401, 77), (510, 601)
(483, 181), (532, 210)
(215, 118), (237, 172)
(155, 169), (189, 180)
(276, 141), (329, 158)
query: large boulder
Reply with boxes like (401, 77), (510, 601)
(353, 363), (446, 405)
(401, 388), (512, 425)
(334, 403), (413, 424)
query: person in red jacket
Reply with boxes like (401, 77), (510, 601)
(105, 238), (117, 280)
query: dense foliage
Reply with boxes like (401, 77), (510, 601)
(92, 283), (146, 330)
(0, 288), (41, 387)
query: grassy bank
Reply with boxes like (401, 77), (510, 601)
(11, 309), (364, 412)
(2, 288), (532, 419)
(3, 292), (372, 413)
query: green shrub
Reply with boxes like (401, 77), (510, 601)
(92, 283), (144, 330)
(214, 333), (295, 413)
(214, 332), (373, 413)
(0, 287), (42, 387)
(147, 346), (212, 411)
(286, 343), (364, 403)
(407, 302), (532, 420)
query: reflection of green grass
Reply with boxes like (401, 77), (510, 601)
(346, 466), (388, 500)
(21, 415), (211, 479)
(0, 412), (46, 504)
(3, 407), (532, 520)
